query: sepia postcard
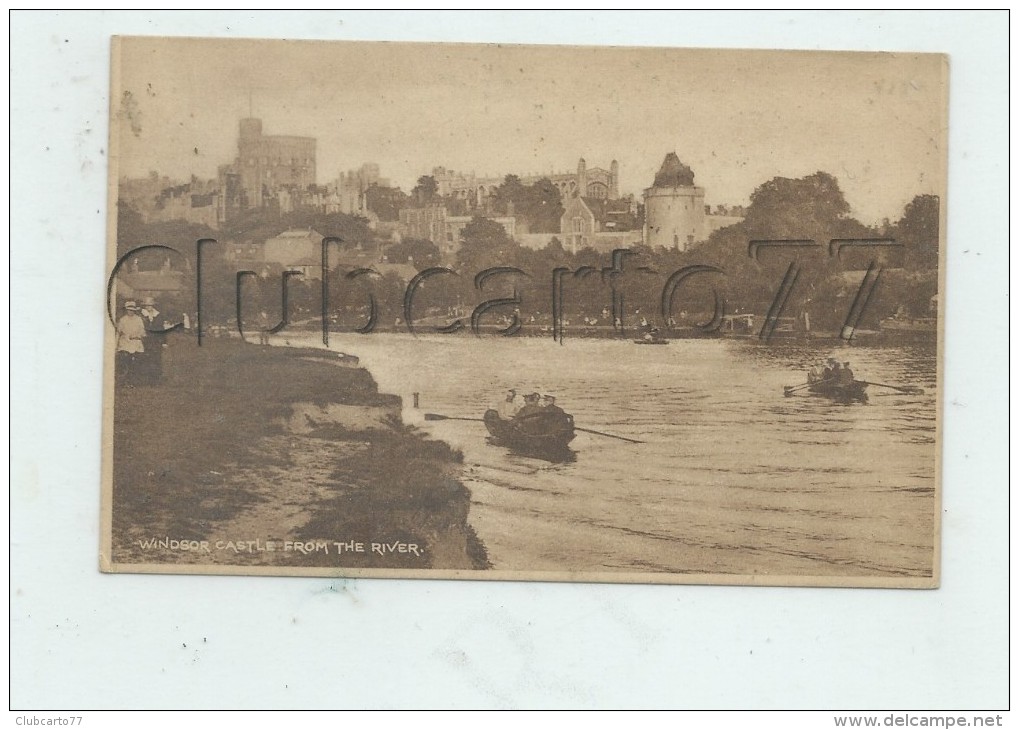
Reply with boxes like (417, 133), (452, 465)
(101, 36), (947, 587)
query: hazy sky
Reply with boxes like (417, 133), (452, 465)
(114, 36), (946, 224)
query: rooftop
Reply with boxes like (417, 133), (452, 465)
(652, 152), (696, 187)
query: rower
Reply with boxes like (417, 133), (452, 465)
(498, 389), (521, 418)
(517, 392), (543, 418)
(839, 361), (855, 385)
(542, 395), (565, 417)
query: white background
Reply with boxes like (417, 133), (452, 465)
(9, 10), (1009, 710)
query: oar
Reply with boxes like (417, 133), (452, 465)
(573, 426), (644, 444)
(424, 413), (644, 444)
(857, 381), (925, 395)
(784, 378), (837, 395)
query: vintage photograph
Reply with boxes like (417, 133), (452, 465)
(102, 36), (946, 586)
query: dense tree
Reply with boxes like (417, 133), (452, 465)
(364, 184), (409, 221)
(490, 176), (564, 233)
(115, 201), (147, 258)
(456, 216), (521, 274)
(525, 178), (565, 233)
(894, 194), (940, 271)
(385, 237), (441, 269)
(116, 209), (216, 260)
(691, 171), (879, 330)
(493, 174), (525, 213)
(741, 171), (858, 243)
(411, 175), (438, 204)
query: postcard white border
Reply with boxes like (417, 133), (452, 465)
(10, 10), (1009, 710)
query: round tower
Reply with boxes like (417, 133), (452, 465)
(239, 118), (263, 141)
(643, 152), (705, 251)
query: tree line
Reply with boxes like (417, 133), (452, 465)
(114, 170), (939, 336)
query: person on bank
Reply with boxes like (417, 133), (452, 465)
(138, 296), (163, 385)
(115, 301), (146, 386)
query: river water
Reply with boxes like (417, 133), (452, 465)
(298, 332), (937, 580)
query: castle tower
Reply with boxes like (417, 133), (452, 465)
(610, 160), (619, 199)
(643, 152), (705, 251)
(233, 117), (316, 212)
(239, 117), (263, 141)
(237, 119), (264, 207)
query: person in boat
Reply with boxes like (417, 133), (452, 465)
(808, 362), (824, 384)
(541, 394), (565, 417)
(498, 389), (521, 419)
(839, 361), (855, 385)
(516, 392), (543, 419)
(821, 358), (838, 382)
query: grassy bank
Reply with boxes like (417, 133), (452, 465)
(111, 336), (489, 571)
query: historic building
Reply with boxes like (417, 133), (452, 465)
(398, 206), (516, 259)
(430, 158), (621, 207)
(643, 153), (706, 251)
(704, 204), (746, 236)
(219, 118), (317, 215)
(332, 163), (390, 216)
(399, 206), (449, 250)
(119, 173), (220, 229)
(262, 229), (328, 280)
(560, 195), (642, 254)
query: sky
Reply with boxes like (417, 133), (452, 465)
(113, 36), (947, 225)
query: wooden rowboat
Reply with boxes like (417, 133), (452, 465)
(808, 379), (869, 402)
(482, 407), (576, 455)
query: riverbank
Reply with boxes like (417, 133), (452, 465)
(109, 337), (489, 571)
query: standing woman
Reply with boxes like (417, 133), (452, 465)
(139, 297), (163, 385)
(115, 301), (146, 386)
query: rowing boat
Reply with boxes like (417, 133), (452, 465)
(808, 379), (869, 402)
(482, 407), (576, 455)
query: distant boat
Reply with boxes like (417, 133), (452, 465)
(482, 407), (575, 456)
(634, 328), (669, 345)
(808, 378), (869, 402)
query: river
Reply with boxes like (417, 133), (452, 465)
(294, 332), (938, 581)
